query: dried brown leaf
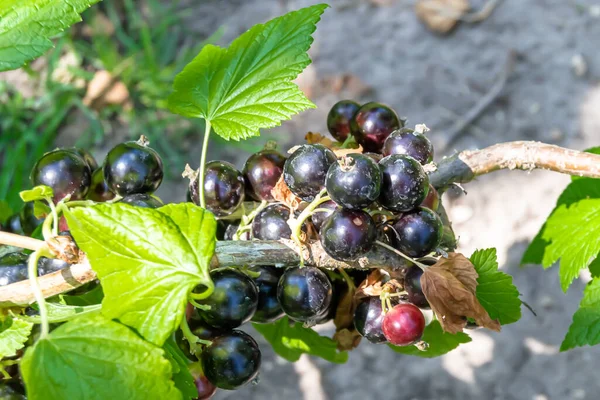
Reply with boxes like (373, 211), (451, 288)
(415, 0), (470, 34)
(333, 328), (362, 351)
(333, 145), (364, 159)
(305, 132), (335, 148)
(270, 175), (301, 211)
(355, 269), (386, 300)
(421, 253), (500, 333)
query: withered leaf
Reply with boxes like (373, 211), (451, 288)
(333, 328), (362, 351)
(270, 176), (301, 211)
(421, 253), (500, 333)
(333, 284), (362, 351)
(305, 132), (335, 148)
(354, 269), (386, 300)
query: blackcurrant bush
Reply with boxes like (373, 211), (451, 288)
(249, 266), (285, 324)
(354, 296), (387, 344)
(30, 149), (92, 202)
(283, 144), (337, 201)
(251, 204), (292, 240)
(0, 252), (29, 287)
(310, 200), (337, 231)
(327, 100), (360, 142)
(3, 214), (23, 234)
(193, 268), (258, 329)
(391, 207), (443, 257)
(350, 102), (401, 153)
(70, 147), (99, 171)
(103, 141), (163, 196)
(19, 202), (43, 236)
(243, 149), (286, 201)
(86, 168), (115, 202)
(38, 257), (69, 276)
(201, 330), (261, 390)
(421, 184), (439, 211)
(120, 194), (163, 208)
(378, 155), (429, 212)
(320, 209), (377, 261)
(277, 266), (333, 323)
(382, 303), (425, 346)
(189, 161), (245, 217)
(404, 265), (429, 309)
(382, 129), (434, 164)
(325, 153), (382, 209)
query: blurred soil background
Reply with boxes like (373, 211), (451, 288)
(1, 0), (600, 399)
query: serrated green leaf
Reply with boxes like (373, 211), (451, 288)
(522, 178), (600, 266)
(163, 336), (197, 400)
(560, 278), (600, 351)
(0, 316), (32, 358)
(0, 0), (101, 72)
(65, 203), (216, 346)
(389, 321), (471, 358)
(542, 199), (600, 292)
(572, 147), (600, 181)
(19, 185), (53, 202)
(253, 316), (347, 364)
(470, 248), (521, 325)
(168, 4), (327, 140)
(21, 302), (101, 323)
(20, 314), (182, 400)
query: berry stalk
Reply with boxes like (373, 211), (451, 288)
(198, 121), (212, 209)
(27, 247), (50, 339)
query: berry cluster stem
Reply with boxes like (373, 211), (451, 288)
(375, 240), (429, 270)
(234, 200), (268, 240)
(28, 247), (51, 339)
(291, 189), (331, 266)
(198, 121), (212, 209)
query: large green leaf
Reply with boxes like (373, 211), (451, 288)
(389, 321), (471, 358)
(163, 336), (197, 400)
(65, 203), (216, 346)
(0, 0), (101, 72)
(21, 314), (182, 400)
(168, 4), (327, 140)
(541, 199), (600, 292)
(253, 317), (347, 364)
(0, 316), (32, 358)
(470, 248), (521, 325)
(561, 278), (600, 351)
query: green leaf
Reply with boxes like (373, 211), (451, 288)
(20, 314), (182, 400)
(163, 336), (197, 400)
(168, 4), (327, 140)
(19, 185), (53, 202)
(522, 178), (600, 266)
(21, 302), (102, 323)
(0, 316), (32, 358)
(572, 147), (600, 181)
(389, 321), (471, 358)
(542, 199), (600, 292)
(560, 278), (600, 351)
(65, 203), (216, 346)
(58, 284), (104, 306)
(470, 248), (521, 325)
(253, 316), (348, 364)
(33, 200), (51, 219)
(0, 0), (101, 72)
(0, 200), (12, 224)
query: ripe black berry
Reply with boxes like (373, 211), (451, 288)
(310, 200), (337, 231)
(378, 155), (429, 212)
(277, 267), (333, 323)
(243, 149), (286, 201)
(200, 330), (261, 390)
(103, 141), (163, 196)
(382, 129), (434, 164)
(120, 194), (163, 208)
(0, 252), (29, 286)
(190, 368), (217, 400)
(354, 296), (387, 344)
(224, 222), (251, 241)
(320, 209), (377, 262)
(251, 204), (292, 240)
(189, 161), (245, 217)
(193, 268), (258, 329)
(249, 266), (285, 324)
(86, 168), (115, 202)
(19, 202), (43, 236)
(327, 100), (360, 141)
(382, 303), (425, 346)
(350, 102), (401, 153)
(421, 184), (439, 211)
(30, 149), (92, 202)
(325, 154), (382, 209)
(38, 257), (69, 276)
(404, 265), (429, 309)
(283, 144), (337, 201)
(391, 207), (443, 257)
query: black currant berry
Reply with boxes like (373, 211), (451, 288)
(0, 252), (29, 286)
(378, 155), (429, 212)
(19, 202), (43, 236)
(249, 266), (285, 324)
(325, 153), (382, 209)
(391, 207), (443, 257)
(310, 200), (338, 231)
(103, 141), (163, 196)
(189, 161), (245, 217)
(277, 267), (333, 323)
(382, 129), (434, 164)
(283, 144), (337, 201)
(70, 147), (99, 171)
(354, 296), (387, 344)
(38, 257), (69, 276)
(189, 364), (217, 400)
(327, 100), (360, 142)
(200, 330), (261, 390)
(382, 303), (425, 346)
(251, 204), (292, 240)
(421, 184), (439, 211)
(120, 194), (163, 208)
(86, 168), (115, 202)
(243, 149), (286, 201)
(193, 268), (258, 329)
(224, 223), (251, 241)
(30, 149), (92, 202)
(320, 209), (377, 262)
(404, 265), (429, 309)
(350, 102), (401, 153)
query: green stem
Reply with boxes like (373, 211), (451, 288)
(188, 278), (215, 301)
(290, 189), (331, 266)
(41, 209), (54, 242)
(46, 197), (59, 236)
(234, 200), (268, 240)
(28, 248), (50, 339)
(198, 121), (212, 209)
(375, 240), (429, 270)
(179, 317), (210, 355)
(339, 268), (356, 291)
